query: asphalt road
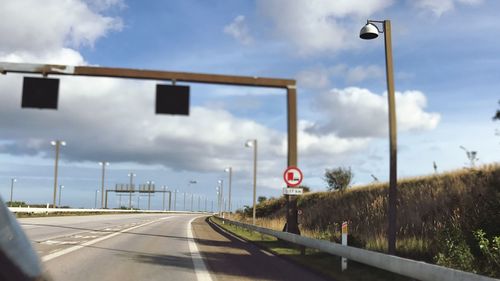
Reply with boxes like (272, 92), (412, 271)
(18, 213), (330, 281)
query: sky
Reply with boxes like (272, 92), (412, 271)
(0, 0), (498, 210)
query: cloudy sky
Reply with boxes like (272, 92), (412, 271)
(0, 0), (498, 210)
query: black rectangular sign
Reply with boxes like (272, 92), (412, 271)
(156, 84), (190, 115)
(21, 77), (59, 109)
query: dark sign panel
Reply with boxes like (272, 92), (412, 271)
(156, 84), (190, 115)
(21, 77), (59, 109)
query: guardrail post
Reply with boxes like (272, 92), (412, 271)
(342, 221), (348, 271)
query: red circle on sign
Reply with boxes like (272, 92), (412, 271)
(283, 166), (303, 187)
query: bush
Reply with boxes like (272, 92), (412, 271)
(324, 167), (353, 191)
(474, 229), (500, 277)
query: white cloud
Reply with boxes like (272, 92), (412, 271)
(0, 0), (122, 61)
(306, 87), (441, 137)
(413, 0), (484, 16)
(224, 15), (253, 45)
(257, 0), (392, 55)
(296, 64), (384, 88)
(345, 65), (384, 83)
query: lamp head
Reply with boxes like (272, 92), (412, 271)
(60, 141), (66, 146)
(360, 22), (380, 40)
(245, 139), (255, 147)
(224, 167), (231, 172)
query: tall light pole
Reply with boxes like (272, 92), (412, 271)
(245, 139), (257, 225)
(224, 167), (232, 213)
(94, 189), (99, 209)
(99, 162), (109, 208)
(216, 187), (221, 215)
(146, 180), (154, 210)
(58, 185), (64, 207)
(183, 192), (187, 211)
(51, 140), (66, 208)
(162, 185), (166, 211)
(191, 193), (194, 211)
(128, 172), (136, 209)
(173, 189), (178, 211)
(360, 19), (398, 255)
(186, 180), (197, 211)
(218, 180), (224, 214)
(9, 178), (17, 207)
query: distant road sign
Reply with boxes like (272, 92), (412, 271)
(283, 166), (303, 187)
(283, 187), (303, 195)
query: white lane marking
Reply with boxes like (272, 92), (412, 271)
(188, 216), (213, 281)
(41, 216), (173, 262)
(42, 240), (81, 245)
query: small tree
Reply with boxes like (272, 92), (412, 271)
(257, 196), (267, 204)
(324, 167), (353, 191)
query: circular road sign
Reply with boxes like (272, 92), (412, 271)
(283, 166), (303, 187)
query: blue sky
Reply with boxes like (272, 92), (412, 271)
(0, 0), (498, 210)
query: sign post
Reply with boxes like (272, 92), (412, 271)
(283, 166), (303, 234)
(342, 221), (348, 271)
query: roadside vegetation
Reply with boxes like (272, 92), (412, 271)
(234, 164), (500, 278)
(210, 216), (411, 281)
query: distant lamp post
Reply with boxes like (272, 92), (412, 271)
(224, 167), (233, 213)
(51, 140), (66, 208)
(245, 139), (257, 225)
(9, 178), (17, 207)
(99, 162), (109, 208)
(58, 185), (64, 207)
(146, 180), (154, 210)
(217, 180), (224, 214)
(186, 180), (197, 211)
(94, 189), (99, 209)
(173, 189), (179, 211)
(128, 172), (136, 209)
(360, 19), (398, 255)
(162, 185), (167, 211)
(216, 186), (221, 215)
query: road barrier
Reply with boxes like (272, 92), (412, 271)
(218, 217), (499, 281)
(8, 206), (211, 215)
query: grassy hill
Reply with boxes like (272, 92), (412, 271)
(236, 164), (500, 277)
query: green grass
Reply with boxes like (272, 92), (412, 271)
(211, 217), (412, 281)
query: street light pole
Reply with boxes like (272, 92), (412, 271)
(174, 190), (178, 211)
(224, 167), (232, 213)
(162, 186), (166, 211)
(218, 180), (224, 214)
(51, 140), (66, 208)
(360, 19), (398, 255)
(9, 178), (17, 207)
(58, 185), (64, 207)
(191, 193), (194, 212)
(245, 139), (257, 225)
(99, 162), (109, 208)
(183, 192), (186, 211)
(147, 181), (154, 210)
(128, 172), (135, 209)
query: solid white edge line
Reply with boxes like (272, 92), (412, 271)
(41, 216), (173, 262)
(188, 216), (213, 281)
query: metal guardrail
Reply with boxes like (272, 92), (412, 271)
(8, 207), (211, 214)
(219, 217), (499, 281)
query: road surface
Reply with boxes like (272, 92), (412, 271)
(19, 213), (330, 281)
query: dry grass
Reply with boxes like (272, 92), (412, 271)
(235, 164), (500, 262)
